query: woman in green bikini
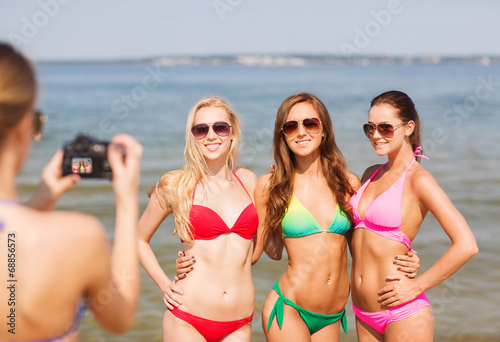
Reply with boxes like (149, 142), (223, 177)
(175, 93), (418, 341)
(252, 93), (357, 341)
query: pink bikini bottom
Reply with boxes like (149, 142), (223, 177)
(352, 293), (431, 334)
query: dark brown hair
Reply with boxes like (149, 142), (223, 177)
(0, 43), (37, 145)
(371, 90), (421, 154)
(264, 92), (354, 235)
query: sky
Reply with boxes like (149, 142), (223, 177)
(0, 0), (499, 61)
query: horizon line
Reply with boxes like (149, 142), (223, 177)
(33, 53), (500, 66)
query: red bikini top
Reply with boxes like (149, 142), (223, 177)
(187, 172), (258, 241)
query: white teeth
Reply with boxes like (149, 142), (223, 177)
(205, 144), (220, 151)
(296, 141), (309, 146)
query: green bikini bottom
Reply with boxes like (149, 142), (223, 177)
(268, 281), (347, 334)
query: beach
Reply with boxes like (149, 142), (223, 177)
(19, 61), (500, 341)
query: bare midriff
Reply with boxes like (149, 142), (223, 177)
(351, 228), (409, 312)
(177, 234), (255, 320)
(278, 232), (349, 315)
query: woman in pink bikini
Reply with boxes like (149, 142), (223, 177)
(137, 96), (258, 341)
(176, 93), (420, 341)
(350, 90), (478, 341)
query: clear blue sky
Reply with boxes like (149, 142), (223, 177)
(1, 0), (499, 61)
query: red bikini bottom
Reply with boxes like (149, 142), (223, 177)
(170, 307), (253, 342)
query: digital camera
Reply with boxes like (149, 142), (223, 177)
(62, 135), (112, 179)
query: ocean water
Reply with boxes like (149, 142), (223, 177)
(18, 63), (500, 341)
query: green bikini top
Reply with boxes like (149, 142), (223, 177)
(281, 193), (351, 238)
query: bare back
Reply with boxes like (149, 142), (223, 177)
(0, 204), (108, 341)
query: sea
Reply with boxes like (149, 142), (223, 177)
(18, 60), (500, 341)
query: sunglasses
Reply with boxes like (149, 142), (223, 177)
(191, 121), (231, 139)
(33, 110), (47, 142)
(363, 121), (408, 138)
(282, 118), (321, 136)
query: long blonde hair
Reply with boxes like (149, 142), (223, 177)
(148, 96), (241, 244)
(0, 43), (37, 146)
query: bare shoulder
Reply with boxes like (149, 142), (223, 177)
(235, 168), (258, 189)
(360, 164), (384, 183)
(26, 210), (109, 268)
(255, 173), (272, 198)
(52, 211), (107, 244)
(409, 165), (439, 196)
(256, 173), (272, 189)
(347, 172), (362, 191)
(157, 169), (183, 191)
(150, 169), (184, 209)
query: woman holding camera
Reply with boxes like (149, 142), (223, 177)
(0, 43), (143, 341)
(138, 96), (257, 341)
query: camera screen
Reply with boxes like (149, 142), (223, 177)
(71, 158), (93, 174)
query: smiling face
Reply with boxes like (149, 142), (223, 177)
(283, 102), (324, 159)
(367, 103), (414, 156)
(192, 105), (233, 162)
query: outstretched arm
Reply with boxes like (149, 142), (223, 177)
(378, 170), (478, 307)
(27, 150), (80, 211)
(85, 134), (143, 333)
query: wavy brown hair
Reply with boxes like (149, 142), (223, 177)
(264, 92), (354, 235)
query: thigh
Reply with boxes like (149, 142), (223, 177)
(261, 290), (311, 342)
(385, 306), (434, 342)
(221, 319), (252, 342)
(311, 319), (341, 342)
(355, 316), (384, 342)
(162, 309), (206, 342)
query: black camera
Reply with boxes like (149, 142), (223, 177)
(62, 135), (112, 179)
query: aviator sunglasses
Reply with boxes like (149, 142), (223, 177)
(191, 122), (232, 139)
(282, 118), (321, 136)
(362, 121), (408, 139)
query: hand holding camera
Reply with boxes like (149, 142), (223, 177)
(62, 133), (141, 181)
(30, 134), (142, 211)
(28, 150), (81, 211)
(107, 134), (143, 200)
(62, 135), (115, 179)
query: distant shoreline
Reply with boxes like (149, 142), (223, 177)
(35, 54), (500, 67)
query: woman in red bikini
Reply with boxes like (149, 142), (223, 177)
(137, 96), (258, 341)
(350, 90), (478, 341)
(175, 93), (421, 341)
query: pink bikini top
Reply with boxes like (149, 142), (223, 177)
(186, 172), (258, 242)
(349, 148), (428, 253)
